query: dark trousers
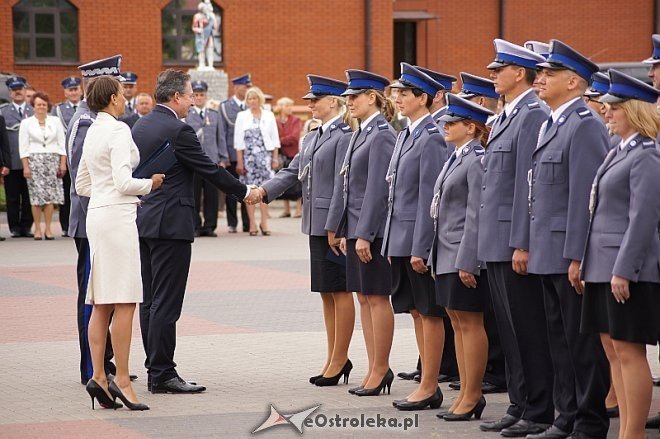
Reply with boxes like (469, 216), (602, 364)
(75, 238), (113, 382)
(193, 173), (219, 232)
(540, 274), (609, 436)
(59, 170), (71, 233)
(139, 238), (192, 384)
(482, 275), (507, 390)
(4, 169), (32, 234)
(487, 262), (554, 424)
(224, 161), (249, 231)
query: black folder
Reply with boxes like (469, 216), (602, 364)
(132, 140), (177, 178)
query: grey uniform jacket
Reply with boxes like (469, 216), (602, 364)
(0, 103), (34, 169)
(51, 102), (77, 135)
(478, 91), (549, 262)
(528, 99), (609, 275)
(582, 135), (660, 283)
(219, 99), (241, 162)
(66, 101), (96, 238)
(381, 114), (448, 259)
(432, 107), (447, 134)
(334, 114), (396, 241)
(429, 139), (485, 275)
(185, 108), (228, 163)
(262, 120), (352, 236)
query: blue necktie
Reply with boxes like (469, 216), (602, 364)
(446, 151), (457, 169)
(18, 107), (23, 119)
(546, 115), (554, 132)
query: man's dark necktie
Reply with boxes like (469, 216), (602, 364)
(18, 107), (23, 119)
(200, 110), (204, 119)
(73, 105), (77, 112)
(127, 102), (132, 113)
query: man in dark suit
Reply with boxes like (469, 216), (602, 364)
(132, 69), (260, 394)
(120, 93), (154, 129)
(0, 114), (10, 240)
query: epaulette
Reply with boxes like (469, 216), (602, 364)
(207, 108), (218, 113)
(642, 139), (656, 149)
(0, 102), (8, 110)
(338, 122), (352, 132)
(576, 107), (592, 118)
(527, 101), (540, 109)
(474, 147), (485, 156)
(377, 121), (389, 131)
(425, 123), (439, 134)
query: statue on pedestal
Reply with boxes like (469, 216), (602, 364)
(192, 0), (217, 70)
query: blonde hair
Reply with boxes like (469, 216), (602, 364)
(245, 86), (265, 107)
(328, 95), (357, 131)
(614, 99), (660, 139)
(276, 97), (293, 107)
(365, 89), (395, 123)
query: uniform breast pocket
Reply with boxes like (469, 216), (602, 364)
(537, 151), (566, 185)
(396, 208), (417, 222)
(315, 197), (331, 210)
(489, 139), (514, 172)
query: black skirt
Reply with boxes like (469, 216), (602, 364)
(391, 256), (446, 317)
(435, 270), (489, 312)
(581, 282), (660, 345)
(345, 238), (391, 295)
(308, 235), (347, 293)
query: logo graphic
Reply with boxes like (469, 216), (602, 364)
(252, 404), (321, 434)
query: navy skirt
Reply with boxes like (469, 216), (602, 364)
(391, 256), (445, 317)
(309, 235), (347, 293)
(345, 238), (391, 295)
(435, 270), (489, 312)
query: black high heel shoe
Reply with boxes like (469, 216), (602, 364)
(354, 369), (394, 396)
(85, 379), (122, 410)
(443, 396), (486, 421)
(315, 360), (352, 386)
(395, 388), (443, 411)
(309, 374), (323, 384)
(108, 381), (150, 411)
(348, 386), (363, 395)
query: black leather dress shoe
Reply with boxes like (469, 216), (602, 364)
(482, 381), (506, 394)
(479, 414), (519, 432)
(0, 235), (5, 241)
(22, 232), (34, 238)
(653, 376), (660, 386)
(397, 369), (420, 380)
(500, 419), (550, 437)
(438, 374), (458, 383)
(10, 231), (22, 238)
(646, 413), (660, 429)
(151, 376), (206, 394)
(525, 425), (570, 438)
(605, 406), (619, 418)
(448, 381), (461, 390)
(200, 230), (217, 237)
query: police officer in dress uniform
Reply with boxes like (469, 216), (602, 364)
(0, 113), (10, 239)
(642, 34), (660, 91)
(583, 72), (610, 121)
(68, 55), (126, 384)
(119, 72), (138, 118)
(476, 39), (555, 437)
(383, 64), (448, 411)
(416, 67), (457, 133)
(186, 80), (228, 237)
(527, 40), (610, 439)
(52, 76), (82, 237)
(580, 70), (660, 439)
(220, 73), (252, 233)
(1, 76), (34, 238)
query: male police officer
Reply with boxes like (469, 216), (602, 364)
(186, 80), (228, 237)
(120, 71), (139, 117)
(415, 67), (456, 133)
(1, 76), (34, 237)
(527, 40), (610, 439)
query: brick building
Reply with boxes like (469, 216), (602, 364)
(0, 0), (657, 104)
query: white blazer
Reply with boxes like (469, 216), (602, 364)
(19, 114), (66, 158)
(233, 108), (281, 151)
(75, 112), (152, 208)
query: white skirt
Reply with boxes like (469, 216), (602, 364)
(85, 203), (143, 305)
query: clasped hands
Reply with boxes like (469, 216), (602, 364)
(244, 185), (266, 205)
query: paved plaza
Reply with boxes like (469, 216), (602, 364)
(0, 207), (658, 438)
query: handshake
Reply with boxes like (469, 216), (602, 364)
(244, 185), (267, 205)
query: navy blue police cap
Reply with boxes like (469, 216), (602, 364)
(440, 93), (494, 124)
(119, 71), (138, 84)
(584, 72), (609, 98)
(458, 72), (499, 99)
(488, 39), (546, 70)
(192, 80), (208, 92)
(536, 39), (599, 83)
(5, 76), (27, 90)
(341, 69), (390, 96)
(302, 75), (347, 99)
(231, 73), (251, 85)
(61, 76), (81, 89)
(389, 63), (444, 97)
(414, 66), (456, 91)
(600, 69), (660, 104)
(524, 41), (551, 59)
(78, 54), (122, 78)
(642, 34), (660, 65)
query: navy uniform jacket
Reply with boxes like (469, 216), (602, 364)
(123, 97), (137, 119)
(185, 107), (228, 163)
(0, 103), (34, 170)
(0, 114), (10, 168)
(429, 139), (485, 275)
(335, 114), (396, 241)
(381, 114), (448, 259)
(528, 99), (609, 275)
(66, 101), (95, 238)
(432, 107), (447, 133)
(51, 101), (78, 134)
(262, 119), (352, 236)
(131, 105), (247, 242)
(219, 98), (242, 162)
(478, 90), (549, 262)
(119, 113), (140, 129)
(582, 135), (660, 283)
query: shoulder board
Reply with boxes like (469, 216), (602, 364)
(474, 147), (485, 156)
(339, 123), (352, 132)
(576, 107), (592, 118)
(425, 123), (439, 134)
(377, 121), (389, 131)
(527, 101), (540, 109)
(642, 139), (656, 149)
(207, 108), (219, 114)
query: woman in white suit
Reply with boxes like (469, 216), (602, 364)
(76, 76), (164, 411)
(19, 91), (66, 240)
(234, 86), (280, 235)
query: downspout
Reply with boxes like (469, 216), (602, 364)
(499, 0), (505, 39)
(365, 0), (372, 71)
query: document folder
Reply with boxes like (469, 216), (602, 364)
(132, 140), (177, 178)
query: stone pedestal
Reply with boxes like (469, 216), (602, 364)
(188, 68), (228, 105)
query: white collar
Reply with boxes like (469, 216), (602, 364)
(359, 111), (379, 130)
(432, 106), (447, 118)
(550, 96), (582, 122)
(195, 106), (205, 114)
(321, 114), (342, 133)
(619, 132), (639, 150)
(406, 113), (428, 136)
(157, 103), (179, 119)
(13, 102), (26, 112)
(454, 140), (473, 156)
(68, 101), (80, 107)
(232, 96), (244, 107)
(504, 88), (534, 117)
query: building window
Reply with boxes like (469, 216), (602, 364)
(393, 21), (417, 78)
(162, 0), (223, 65)
(13, 0), (78, 63)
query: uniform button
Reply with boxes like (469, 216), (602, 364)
(480, 204), (484, 208)
(370, 232), (375, 236)
(531, 216), (535, 221)
(484, 168), (487, 173)
(532, 197), (535, 202)
(532, 179), (536, 184)
(634, 269), (640, 274)
(533, 161), (537, 166)
(482, 186), (486, 190)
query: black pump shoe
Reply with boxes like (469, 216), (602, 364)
(108, 381), (149, 411)
(315, 360), (352, 386)
(395, 388), (443, 411)
(309, 374), (323, 384)
(85, 379), (122, 410)
(348, 386), (363, 395)
(443, 396), (486, 421)
(354, 369), (394, 396)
